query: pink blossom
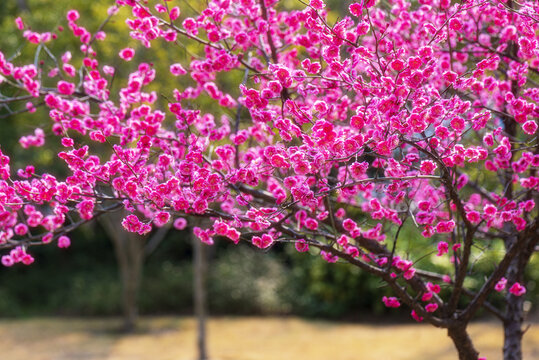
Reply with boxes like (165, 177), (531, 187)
(153, 211), (170, 227)
(349, 3), (363, 17)
(58, 235), (71, 248)
(321, 250), (338, 263)
(173, 218), (188, 230)
(382, 296), (400, 308)
(466, 211), (481, 224)
(14, 224), (28, 236)
(411, 310), (423, 322)
(42, 233), (53, 244)
(1, 255), (14, 267)
(420, 160), (437, 175)
(252, 234), (273, 249)
(522, 120), (537, 135)
(427, 282), (441, 294)
(57, 80), (75, 95)
(437, 241), (449, 256)
(436, 220), (455, 234)
(122, 214), (142, 233)
(119, 48), (135, 61)
(15, 17), (24, 30)
(310, 0), (325, 10)
(170, 63), (187, 76)
(67, 10), (80, 21)
(169, 7), (180, 21)
(422, 292), (433, 302)
(495, 277), (507, 292)
(295, 239), (309, 252)
(226, 228), (241, 244)
(343, 218), (357, 232)
(448, 18), (462, 31)
(21, 254), (34, 265)
(509, 282), (526, 296)
(305, 218), (318, 230)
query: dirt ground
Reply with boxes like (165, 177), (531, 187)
(0, 316), (537, 360)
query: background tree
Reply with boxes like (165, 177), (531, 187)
(100, 210), (170, 331)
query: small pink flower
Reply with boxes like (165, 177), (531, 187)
(349, 3), (363, 17)
(436, 220), (455, 233)
(305, 218), (318, 230)
(321, 250), (338, 263)
(61, 138), (74, 147)
(420, 160), (437, 175)
(411, 310), (423, 322)
(494, 277), (507, 292)
(21, 254), (34, 265)
(67, 10), (80, 22)
(310, 0), (325, 10)
(509, 282), (526, 296)
(153, 211), (170, 227)
(15, 17), (24, 30)
(77, 200), (94, 220)
(1, 255), (14, 267)
(169, 6), (180, 21)
(170, 63), (187, 76)
(119, 48), (135, 61)
(173, 218), (188, 230)
(437, 241), (449, 256)
(343, 218), (357, 232)
(57, 81), (75, 95)
(58, 235), (71, 248)
(425, 303), (438, 312)
(522, 120), (537, 135)
(427, 282), (441, 294)
(313, 100), (328, 114)
(295, 239), (309, 252)
(14, 223), (28, 236)
(391, 59), (405, 72)
(466, 211), (481, 224)
(122, 214), (142, 233)
(422, 292), (433, 302)
(42, 233), (53, 244)
(382, 296), (400, 308)
(252, 234), (273, 249)
(226, 228), (241, 244)
(448, 18), (462, 31)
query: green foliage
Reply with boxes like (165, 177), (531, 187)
(279, 246), (389, 318)
(208, 245), (288, 315)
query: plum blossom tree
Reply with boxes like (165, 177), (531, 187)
(0, 0), (538, 359)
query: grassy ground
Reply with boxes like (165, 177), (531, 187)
(0, 316), (537, 360)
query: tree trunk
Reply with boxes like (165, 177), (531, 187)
(121, 233), (144, 332)
(503, 292), (523, 360)
(502, 232), (536, 360)
(16, 0), (29, 12)
(193, 230), (208, 360)
(448, 324), (479, 360)
(100, 213), (145, 332)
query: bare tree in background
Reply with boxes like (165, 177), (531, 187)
(192, 226), (209, 360)
(100, 211), (170, 332)
(16, 0), (29, 12)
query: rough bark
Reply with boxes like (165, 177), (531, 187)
(503, 232), (537, 360)
(448, 324), (479, 360)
